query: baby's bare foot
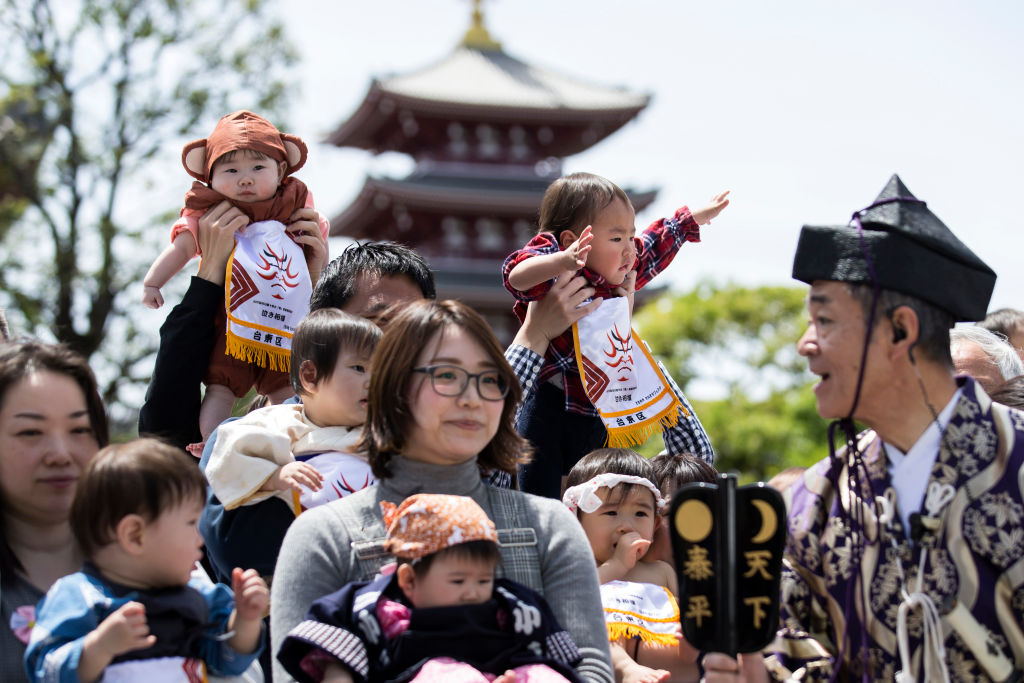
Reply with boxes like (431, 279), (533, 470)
(622, 660), (670, 683)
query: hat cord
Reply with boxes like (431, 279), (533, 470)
(822, 195), (924, 681)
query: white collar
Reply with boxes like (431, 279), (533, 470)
(882, 388), (961, 535)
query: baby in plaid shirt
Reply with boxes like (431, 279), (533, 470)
(502, 172), (728, 498)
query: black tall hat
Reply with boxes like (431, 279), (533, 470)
(792, 174), (995, 321)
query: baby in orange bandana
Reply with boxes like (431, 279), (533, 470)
(278, 494), (585, 682)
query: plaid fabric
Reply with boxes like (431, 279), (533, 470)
(655, 350), (715, 463)
(505, 341), (714, 465)
(546, 630), (583, 665)
(502, 207), (700, 415)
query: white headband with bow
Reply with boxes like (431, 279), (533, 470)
(562, 473), (666, 514)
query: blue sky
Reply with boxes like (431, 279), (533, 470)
(285, 0), (1023, 310)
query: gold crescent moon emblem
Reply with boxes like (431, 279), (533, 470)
(751, 498), (778, 544)
(675, 499), (713, 543)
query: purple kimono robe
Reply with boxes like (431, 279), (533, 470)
(765, 377), (1024, 681)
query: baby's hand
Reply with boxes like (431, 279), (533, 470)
(614, 531), (651, 570)
(142, 285), (164, 309)
(691, 190), (731, 226)
(562, 225), (593, 269)
(231, 567), (269, 621)
(95, 601), (157, 657)
(267, 461), (323, 492)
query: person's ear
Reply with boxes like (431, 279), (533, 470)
(396, 563), (417, 603)
(276, 159), (287, 183)
(558, 230), (579, 250)
(298, 360), (319, 395)
(888, 305), (919, 357)
(116, 514), (147, 555)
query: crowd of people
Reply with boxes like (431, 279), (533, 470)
(1, 110), (1023, 683)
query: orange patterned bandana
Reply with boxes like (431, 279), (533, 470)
(380, 494), (498, 559)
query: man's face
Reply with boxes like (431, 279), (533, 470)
(340, 273), (423, 323)
(797, 281), (892, 423)
(952, 340), (1003, 393)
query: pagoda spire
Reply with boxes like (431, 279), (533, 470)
(460, 0), (502, 51)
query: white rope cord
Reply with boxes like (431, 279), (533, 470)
(880, 481), (954, 683)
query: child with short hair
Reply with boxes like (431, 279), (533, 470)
(206, 308), (381, 516)
(504, 172), (728, 498)
(647, 452), (719, 567)
(142, 110), (331, 446)
(564, 448), (697, 683)
(25, 439), (268, 681)
(278, 494), (585, 683)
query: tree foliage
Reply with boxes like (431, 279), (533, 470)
(634, 281), (830, 479)
(0, 0), (295, 416)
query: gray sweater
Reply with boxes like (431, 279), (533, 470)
(270, 456), (613, 682)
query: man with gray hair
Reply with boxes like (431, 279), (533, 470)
(950, 324), (1023, 392)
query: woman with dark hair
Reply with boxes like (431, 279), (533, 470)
(270, 300), (613, 682)
(0, 341), (108, 680)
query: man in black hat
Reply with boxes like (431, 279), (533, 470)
(745, 175), (1024, 682)
(702, 176), (1024, 681)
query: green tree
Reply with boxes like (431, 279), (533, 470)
(0, 0), (295, 416)
(634, 280), (829, 479)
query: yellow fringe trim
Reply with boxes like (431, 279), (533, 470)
(604, 396), (681, 448)
(606, 623), (680, 648)
(224, 331), (292, 372)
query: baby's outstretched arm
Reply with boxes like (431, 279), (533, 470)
(78, 601), (156, 682)
(227, 567), (269, 655)
(507, 227), (593, 292)
(690, 190), (731, 226)
(142, 232), (199, 308)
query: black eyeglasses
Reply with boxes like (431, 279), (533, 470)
(412, 365), (509, 401)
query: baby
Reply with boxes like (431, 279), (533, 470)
(503, 171), (728, 499)
(564, 448), (698, 683)
(647, 452), (719, 566)
(25, 439), (268, 681)
(278, 494), (584, 682)
(206, 308), (381, 517)
(142, 110), (330, 445)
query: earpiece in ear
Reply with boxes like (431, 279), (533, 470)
(893, 326), (907, 343)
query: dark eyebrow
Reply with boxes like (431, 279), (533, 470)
(429, 356), (498, 368)
(808, 293), (831, 305)
(12, 409), (89, 420)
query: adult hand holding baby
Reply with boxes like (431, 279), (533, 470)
(196, 200), (249, 285)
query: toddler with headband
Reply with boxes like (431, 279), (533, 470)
(563, 448), (699, 683)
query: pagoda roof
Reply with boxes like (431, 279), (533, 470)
(330, 173), (657, 239)
(327, 46), (650, 154)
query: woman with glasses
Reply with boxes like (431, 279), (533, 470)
(270, 300), (613, 683)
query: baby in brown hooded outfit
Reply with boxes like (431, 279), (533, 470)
(142, 110), (330, 448)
